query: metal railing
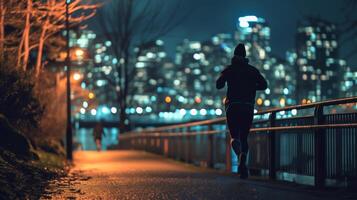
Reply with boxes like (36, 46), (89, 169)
(119, 97), (357, 188)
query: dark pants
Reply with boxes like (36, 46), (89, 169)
(225, 103), (254, 155)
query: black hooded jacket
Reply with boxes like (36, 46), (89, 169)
(216, 56), (268, 105)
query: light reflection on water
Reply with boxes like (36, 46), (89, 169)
(74, 128), (119, 151)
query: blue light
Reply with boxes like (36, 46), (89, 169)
(200, 109), (207, 116)
(101, 106), (110, 114)
(179, 109), (186, 115)
(145, 107), (152, 113)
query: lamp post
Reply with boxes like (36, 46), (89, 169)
(65, 0), (73, 160)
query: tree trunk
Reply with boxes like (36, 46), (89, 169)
(0, 1), (5, 63)
(123, 47), (130, 132)
(35, 22), (48, 77)
(22, 0), (32, 71)
(119, 103), (127, 134)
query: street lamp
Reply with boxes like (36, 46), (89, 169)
(65, 0), (73, 160)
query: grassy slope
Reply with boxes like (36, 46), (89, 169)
(0, 149), (67, 199)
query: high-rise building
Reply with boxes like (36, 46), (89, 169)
(341, 66), (357, 97)
(235, 16), (296, 108)
(66, 30), (121, 121)
(295, 17), (345, 103)
(132, 40), (172, 114)
(235, 16), (271, 68)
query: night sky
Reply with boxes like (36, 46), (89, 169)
(91, 0), (355, 65)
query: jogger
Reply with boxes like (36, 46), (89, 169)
(216, 43), (268, 179)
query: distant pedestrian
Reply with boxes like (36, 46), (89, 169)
(216, 43), (268, 179)
(93, 121), (105, 151)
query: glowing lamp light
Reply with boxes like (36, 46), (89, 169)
(90, 109), (97, 116)
(193, 53), (202, 60)
(73, 73), (81, 81)
(302, 99), (307, 104)
(291, 109), (298, 116)
(75, 49), (84, 57)
(136, 107), (143, 114)
(238, 15), (259, 28)
(111, 107), (117, 114)
(200, 109), (207, 116)
(264, 100), (271, 107)
(239, 16), (259, 22)
(165, 96), (172, 104)
(102, 106), (110, 114)
(195, 97), (202, 104)
(179, 109), (186, 115)
(257, 98), (263, 106)
(190, 109), (198, 116)
(80, 108), (86, 114)
(83, 101), (88, 108)
(88, 92), (95, 99)
(145, 107), (152, 113)
(279, 98), (286, 107)
(215, 109), (223, 116)
(239, 21), (249, 28)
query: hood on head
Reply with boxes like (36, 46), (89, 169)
(231, 55), (249, 65)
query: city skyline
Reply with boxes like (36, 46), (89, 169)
(90, 0), (356, 66)
(74, 14), (356, 125)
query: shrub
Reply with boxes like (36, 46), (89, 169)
(0, 66), (43, 132)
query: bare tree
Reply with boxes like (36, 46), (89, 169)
(0, 0), (25, 67)
(33, 0), (99, 77)
(0, 0), (99, 76)
(97, 0), (188, 133)
(0, 0), (5, 62)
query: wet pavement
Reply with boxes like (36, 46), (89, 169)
(42, 150), (346, 200)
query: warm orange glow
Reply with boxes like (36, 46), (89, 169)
(257, 98), (263, 106)
(165, 96), (172, 103)
(88, 92), (95, 99)
(194, 97), (201, 104)
(73, 72), (81, 81)
(302, 99), (307, 104)
(75, 49), (84, 57)
(279, 98), (286, 107)
(307, 99), (312, 104)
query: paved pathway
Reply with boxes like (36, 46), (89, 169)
(42, 150), (348, 200)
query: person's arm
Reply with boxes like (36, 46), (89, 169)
(216, 69), (228, 89)
(256, 72), (268, 90)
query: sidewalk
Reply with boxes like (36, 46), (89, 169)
(41, 150), (352, 200)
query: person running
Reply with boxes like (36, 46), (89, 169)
(216, 43), (268, 179)
(93, 121), (105, 151)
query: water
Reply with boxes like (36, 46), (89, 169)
(74, 128), (119, 151)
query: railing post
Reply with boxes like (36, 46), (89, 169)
(314, 105), (325, 188)
(185, 127), (192, 163)
(225, 128), (232, 172)
(208, 125), (214, 168)
(269, 111), (276, 180)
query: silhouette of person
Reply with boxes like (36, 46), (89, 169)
(93, 120), (105, 151)
(216, 43), (268, 179)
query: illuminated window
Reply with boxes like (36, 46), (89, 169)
(302, 74), (308, 80)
